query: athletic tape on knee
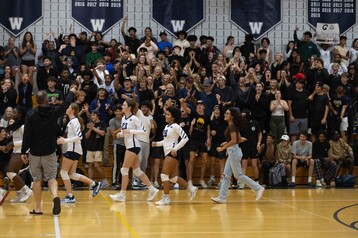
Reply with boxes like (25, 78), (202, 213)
(120, 167), (129, 176)
(161, 173), (169, 182)
(169, 176), (178, 183)
(69, 173), (81, 181)
(133, 168), (143, 177)
(6, 172), (16, 180)
(60, 170), (70, 180)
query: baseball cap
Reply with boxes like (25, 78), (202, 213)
(196, 100), (205, 105)
(316, 81), (324, 87)
(159, 31), (167, 36)
(91, 109), (100, 116)
(281, 135), (290, 141)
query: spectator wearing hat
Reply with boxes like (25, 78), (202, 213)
(37, 56), (59, 91)
(308, 81), (329, 142)
(168, 45), (186, 68)
(121, 16), (140, 56)
(287, 77), (310, 141)
(118, 77), (135, 105)
(293, 28), (320, 67)
(86, 42), (103, 68)
(214, 75), (234, 112)
(277, 134), (292, 183)
(201, 36), (221, 63)
(334, 35), (349, 67)
(80, 69), (98, 104)
(178, 76), (198, 110)
(173, 30), (189, 56)
(90, 86), (113, 126)
(157, 31), (173, 51)
(197, 81), (217, 116)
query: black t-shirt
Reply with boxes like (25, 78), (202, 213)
(310, 94), (329, 120)
(191, 111), (210, 140)
(210, 116), (227, 145)
(85, 121), (107, 151)
(180, 115), (193, 137)
(287, 88), (309, 118)
(124, 35), (140, 56)
(138, 89), (154, 103)
(153, 112), (166, 141)
(240, 120), (261, 149)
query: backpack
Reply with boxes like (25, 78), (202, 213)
(336, 175), (356, 188)
(269, 163), (285, 187)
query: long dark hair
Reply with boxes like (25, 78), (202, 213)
(7, 106), (26, 132)
(166, 106), (181, 124)
(21, 31), (34, 49)
(228, 107), (247, 130)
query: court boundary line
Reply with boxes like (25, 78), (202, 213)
(54, 215), (61, 238)
(100, 192), (140, 238)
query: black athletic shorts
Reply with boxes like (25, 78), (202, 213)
(151, 146), (163, 159)
(241, 146), (259, 160)
(189, 140), (208, 153)
(21, 60), (35, 67)
(177, 143), (190, 161)
(63, 151), (81, 161)
(128, 147), (141, 155)
(209, 145), (227, 159)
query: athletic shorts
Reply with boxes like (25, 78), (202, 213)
(86, 151), (103, 163)
(296, 159), (309, 168)
(209, 145), (227, 159)
(127, 147), (141, 155)
(63, 151), (81, 161)
(177, 143), (190, 161)
(29, 152), (57, 181)
(189, 140), (208, 153)
(289, 118), (308, 135)
(241, 146), (259, 160)
(151, 146), (163, 159)
(21, 60), (35, 67)
(165, 153), (179, 161)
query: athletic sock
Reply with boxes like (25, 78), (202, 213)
(308, 177), (312, 183)
(291, 176), (295, 183)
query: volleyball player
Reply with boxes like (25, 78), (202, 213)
(152, 106), (198, 205)
(109, 99), (159, 202)
(211, 107), (265, 203)
(57, 103), (102, 203)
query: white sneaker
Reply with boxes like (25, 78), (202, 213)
(10, 190), (23, 203)
(316, 180), (322, 187)
(238, 182), (245, 190)
(110, 192), (126, 202)
(173, 183), (179, 189)
(255, 187), (265, 201)
(207, 178), (215, 186)
(155, 197), (171, 205)
(211, 197), (226, 204)
(19, 186), (33, 202)
(321, 179), (326, 186)
(147, 187), (159, 201)
(153, 181), (160, 188)
(199, 180), (208, 189)
(101, 179), (110, 189)
(189, 186), (198, 201)
(0, 189), (6, 201)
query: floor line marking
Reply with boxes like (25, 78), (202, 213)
(53, 215), (61, 238)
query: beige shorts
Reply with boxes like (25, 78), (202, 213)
(86, 151), (103, 163)
(29, 152), (58, 181)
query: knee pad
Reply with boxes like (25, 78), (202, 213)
(133, 168), (143, 177)
(161, 173), (169, 182)
(6, 172), (16, 180)
(169, 176), (178, 183)
(60, 170), (70, 180)
(69, 173), (81, 181)
(120, 167), (129, 176)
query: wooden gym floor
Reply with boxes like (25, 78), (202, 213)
(0, 188), (357, 238)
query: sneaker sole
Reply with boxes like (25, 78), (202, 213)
(92, 182), (102, 197)
(211, 197), (226, 204)
(53, 197), (61, 216)
(19, 190), (33, 203)
(109, 195), (125, 202)
(147, 189), (159, 202)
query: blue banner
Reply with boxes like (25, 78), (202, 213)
(0, 0), (43, 37)
(307, 0), (356, 34)
(152, 0), (204, 37)
(230, 0), (282, 40)
(71, 0), (123, 33)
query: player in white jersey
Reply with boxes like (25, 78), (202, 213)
(152, 106), (198, 205)
(110, 99), (159, 202)
(57, 103), (102, 203)
(5, 106), (33, 203)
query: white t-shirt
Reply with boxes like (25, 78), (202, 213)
(135, 109), (153, 144)
(64, 117), (83, 155)
(155, 123), (188, 156)
(119, 114), (146, 148)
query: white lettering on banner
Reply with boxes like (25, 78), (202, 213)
(170, 20), (185, 32)
(248, 22), (263, 34)
(9, 17), (23, 30)
(90, 19), (105, 31)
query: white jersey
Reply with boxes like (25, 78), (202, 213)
(135, 109), (153, 144)
(120, 114), (146, 149)
(64, 117), (83, 155)
(155, 123), (188, 156)
(12, 125), (24, 153)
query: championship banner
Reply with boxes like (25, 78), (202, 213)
(230, 0), (282, 40)
(72, 0), (123, 33)
(315, 23), (340, 44)
(152, 0), (204, 37)
(308, 0), (356, 34)
(0, 0), (43, 37)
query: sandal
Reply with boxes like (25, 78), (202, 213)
(29, 210), (43, 215)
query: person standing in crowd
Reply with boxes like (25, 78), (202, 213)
(109, 99), (159, 202)
(211, 107), (264, 203)
(57, 103), (102, 203)
(152, 106), (198, 205)
(21, 90), (71, 215)
(19, 32), (37, 80)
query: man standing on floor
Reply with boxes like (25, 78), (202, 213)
(21, 90), (69, 215)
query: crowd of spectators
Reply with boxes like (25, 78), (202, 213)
(0, 18), (357, 188)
